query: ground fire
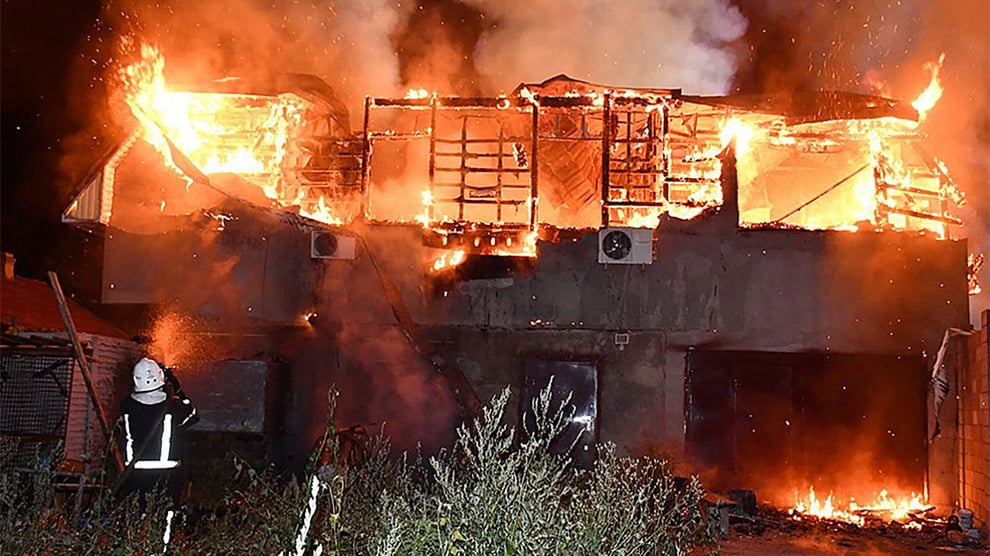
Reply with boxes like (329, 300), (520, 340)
(791, 486), (932, 528)
(50, 33), (982, 546)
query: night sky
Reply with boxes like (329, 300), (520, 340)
(2, 0), (104, 284)
(2, 1), (987, 303)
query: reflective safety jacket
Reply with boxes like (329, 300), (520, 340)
(121, 397), (196, 470)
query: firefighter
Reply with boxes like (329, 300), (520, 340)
(118, 357), (198, 507)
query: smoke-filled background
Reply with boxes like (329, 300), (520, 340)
(2, 0), (987, 308)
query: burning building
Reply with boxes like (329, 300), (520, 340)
(58, 42), (981, 523)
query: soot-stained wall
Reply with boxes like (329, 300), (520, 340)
(100, 200), (969, 487)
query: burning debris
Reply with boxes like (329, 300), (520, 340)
(790, 486), (932, 528)
(729, 503), (985, 554)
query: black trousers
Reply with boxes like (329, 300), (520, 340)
(118, 468), (183, 509)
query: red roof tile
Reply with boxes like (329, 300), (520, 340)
(1, 275), (128, 339)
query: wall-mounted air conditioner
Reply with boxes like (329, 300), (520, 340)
(310, 231), (357, 260)
(597, 228), (653, 264)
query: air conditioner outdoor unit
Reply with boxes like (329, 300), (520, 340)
(597, 228), (653, 264)
(310, 231), (357, 260)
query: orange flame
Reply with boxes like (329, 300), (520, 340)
(791, 486), (930, 525)
(115, 38), (370, 228)
(117, 38), (304, 197)
(911, 53), (945, 121)
(719, 117), (756, 154)
(491, 231), (539, 258)
(117, 39), (191, 184)
(114, 41), (961, 244)
(431, 249), (466, 272)
(298, 195), (343, 226)
(415, 190), (434, 228)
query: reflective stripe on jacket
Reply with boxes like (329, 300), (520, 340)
(121, 396), (195, 470)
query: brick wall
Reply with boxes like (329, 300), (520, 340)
(960, 309), (990, 536)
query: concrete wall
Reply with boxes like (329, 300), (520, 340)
(97, 195), (971, 484)
(960, 310), (990, 535)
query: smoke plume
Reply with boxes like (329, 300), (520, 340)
(105, 0), (750, 111)
(465, 0), (747, 94)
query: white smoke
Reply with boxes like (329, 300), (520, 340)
(321, 1), (408, 106)
(464, 0), (747, 94)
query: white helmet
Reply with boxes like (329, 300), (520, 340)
(133, 358), (165, 393)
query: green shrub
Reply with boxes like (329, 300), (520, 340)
(368, 383), (716, 556)
(2, 383), (717, 555)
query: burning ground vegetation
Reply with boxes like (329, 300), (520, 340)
(64, 39), (980, 278)
(2, 384), (724, 555)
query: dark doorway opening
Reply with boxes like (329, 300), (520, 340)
(685, 350), (927, 503)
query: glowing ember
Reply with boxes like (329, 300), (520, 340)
(911, 53), (945, 121)
(791, 486), (931, 526)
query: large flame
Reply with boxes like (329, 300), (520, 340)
(719, 117), (756, 154)
(117, 39), (192, 185)
(118, 40), (302, 181)
(116, 39), (350, 226)
(114, 40), (961, 241)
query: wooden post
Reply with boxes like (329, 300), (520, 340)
(47, 272), (124, 472)
(529, 99), (539, 232)
(429, 96), (438, 224)
(601, 92), (612, 228)
(361, 96), (372, 220)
